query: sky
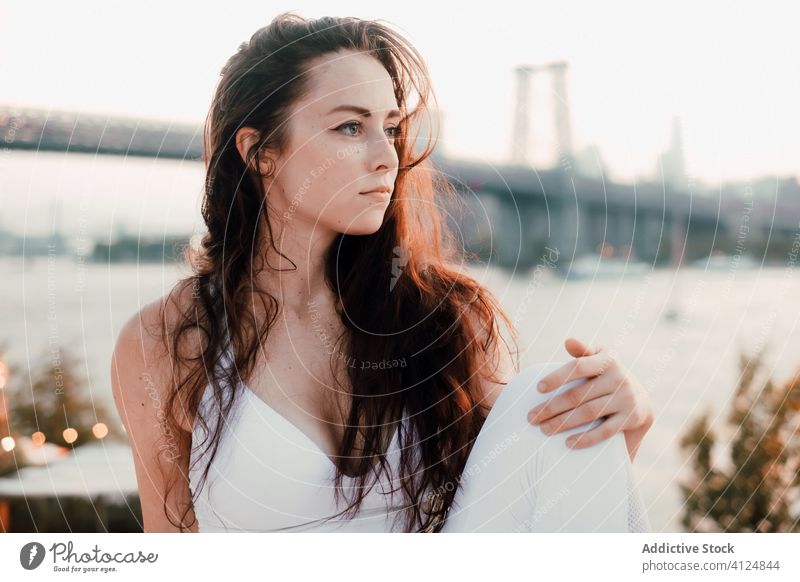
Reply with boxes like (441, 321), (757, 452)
(1, 0), (798, 185)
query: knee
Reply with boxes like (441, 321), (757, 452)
(489, 361), (589, 422)
(484, 361), (623, 463)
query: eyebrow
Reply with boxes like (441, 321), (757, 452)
(326, 105), (402, 120)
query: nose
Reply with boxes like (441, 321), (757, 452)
(368, 129), (399, 174)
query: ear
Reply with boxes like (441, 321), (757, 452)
(234, 127), (275, 174)
(234, 126), (260, 167)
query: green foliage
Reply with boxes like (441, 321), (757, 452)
(679, 349), (800, 532)
(4, 345), (122, 451)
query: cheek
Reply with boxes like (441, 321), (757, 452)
(304, 150), (363, 205)
(273, 133), (371, 220)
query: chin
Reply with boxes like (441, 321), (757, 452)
(343, 219), (385, 236)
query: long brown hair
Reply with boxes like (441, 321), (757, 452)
(159, 12), (519, 532)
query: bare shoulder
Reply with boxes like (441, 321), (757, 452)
(465, 295), (520, 412)
(111, 279), (200, 426)
(110, 279), (200, 532)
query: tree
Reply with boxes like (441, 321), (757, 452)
(0, 344), (17, 476)
(6, 345), (122, 449)
(679, 349), (800, 532)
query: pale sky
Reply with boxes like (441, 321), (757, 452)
(1, 0), (798, 184)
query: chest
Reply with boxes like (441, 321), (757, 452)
(241, 311), (355, 463)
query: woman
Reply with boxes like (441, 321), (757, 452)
(110, 12), (653, 533)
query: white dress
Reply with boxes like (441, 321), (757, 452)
(188, 333), (651, 533)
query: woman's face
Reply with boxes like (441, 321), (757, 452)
(255, 49), (401, 237)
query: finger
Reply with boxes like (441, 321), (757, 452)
(528, 381), (608, 424)
(535, 395), (616, 435)
(565, 413), (626, 449)
(575, 380), (644, 431)
(537, 351), (611, 393)
(564, 337), (601, 357)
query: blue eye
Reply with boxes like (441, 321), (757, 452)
(385, 126), (401, 139)
(337, 121), (361, 136)
(335, 121), (400, 139)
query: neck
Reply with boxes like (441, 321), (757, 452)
(253, 208), (339, 319)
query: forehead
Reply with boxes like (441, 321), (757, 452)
(300, 50), (399, 116)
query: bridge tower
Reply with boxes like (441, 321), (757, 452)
(510, 61), (575, 167)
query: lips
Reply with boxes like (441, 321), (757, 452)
(360, 186), (393, 195)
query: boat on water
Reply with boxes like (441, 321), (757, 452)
(566, 253), (652, 280)
(690, 252), (760, 271)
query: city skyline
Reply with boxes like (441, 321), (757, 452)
(1, 0), (798, 185)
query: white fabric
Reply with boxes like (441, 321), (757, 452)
(440, 362), (651, 532)
(188, 339), (413, 532)
(188, 349), (651, 532)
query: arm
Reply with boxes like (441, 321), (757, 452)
(110, 297), (198, 533)
(623, 410), (653, 462)
(470, 310), (520, 413)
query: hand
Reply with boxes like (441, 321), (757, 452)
(527, 338), (654, 461)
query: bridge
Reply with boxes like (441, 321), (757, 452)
(3, 104), (798, 271)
